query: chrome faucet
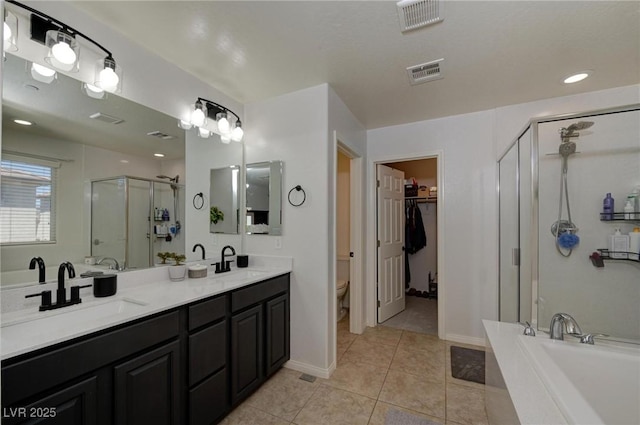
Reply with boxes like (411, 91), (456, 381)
(214, 245), (236, 273)
(29, 256), (46, 283)
(192, 243), (206, 260)
(549, 313), (582, 340)
(97, 257), (121, 271)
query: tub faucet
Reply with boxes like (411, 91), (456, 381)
(29, 256), (46, 283)
(549, 313), (582, 340)
(192, 243), (206, 260)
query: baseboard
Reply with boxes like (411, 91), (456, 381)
(284, 359), (334, 379)
(445, 333), (486, 348)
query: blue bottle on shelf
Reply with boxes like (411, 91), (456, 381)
(603, 193), (614, 221)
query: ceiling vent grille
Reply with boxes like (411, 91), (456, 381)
(146, 131), (175, 140)
(89, 112), (124, 125)
(397, 0), (444, 32)
(407, 58), (444, 85)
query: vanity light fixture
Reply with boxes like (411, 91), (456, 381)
(6, 1), (123, 92)
(3, 10), (18, 52)
(30, 62), (56, 84)
(184, 97), (244, 143)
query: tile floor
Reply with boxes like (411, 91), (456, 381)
(381, 296), (438, 335)
(220, 319), (488, 425)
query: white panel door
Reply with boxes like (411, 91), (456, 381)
(377, 164), (406, 322)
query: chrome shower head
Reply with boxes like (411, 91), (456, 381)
(157, 175), (179, 183)
(560, 121), (595, 143)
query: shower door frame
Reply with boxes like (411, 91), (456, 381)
(498, 103), (640, 327)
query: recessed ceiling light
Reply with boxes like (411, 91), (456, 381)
(154, 153), (165, 158)
(14, 119), (33, 126)
(120, 159), (129, 164)
(564, 72), (590, 84)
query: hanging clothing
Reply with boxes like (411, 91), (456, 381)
(406, 200), (427, 254)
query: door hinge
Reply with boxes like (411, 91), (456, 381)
(349, 252), (354, 257)
(512, 248), (520, 266)
(377, 240), (380, 247)
(377, 300), (381, 307)
(377, 180), (380, 188)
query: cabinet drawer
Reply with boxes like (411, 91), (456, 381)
(189, 295), (226, 331)
(189, 321), (226, 386)
(189, 368), (228, 425)
(231, 274), (289, 313)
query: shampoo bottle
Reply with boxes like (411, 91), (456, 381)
(603, 193), (614, 220)
(624, 198), (635, 220)
(629, 228), (640, 261)
(609, 228), (629, 259)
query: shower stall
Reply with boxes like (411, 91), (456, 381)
(91, 176), (185, 270)
(498, 104), (640, 343)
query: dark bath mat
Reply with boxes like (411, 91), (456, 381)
(450, 346), (485, 384)
(385, 408), (441, 425)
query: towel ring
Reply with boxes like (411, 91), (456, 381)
(288, 185), (306, 207)
(193, 192), (205, 210)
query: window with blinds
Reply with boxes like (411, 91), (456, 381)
(1, 156), (58, 244)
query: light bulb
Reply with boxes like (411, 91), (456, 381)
(217, 113), (230, 134)
(178, 119), (192, 130)
(85, 83), (103, 94)
(231, 125), (244, 142)
(97, 66), (119, 92)
(51, 41), (77, 65)
(3, 22), (11, 41)
(191, 108), (206, 127)
(83, 83), (105, 99)
(220, 134), (231, 144)
(198, 127), (210, 138)
(31, 63), (56, 77)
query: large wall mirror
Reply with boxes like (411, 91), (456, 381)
(246, 161), (283, 235)
(1, 53), (185, 287)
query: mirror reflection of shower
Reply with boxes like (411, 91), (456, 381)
(91, 176), (184, 269)
(551, 121), (594, 257)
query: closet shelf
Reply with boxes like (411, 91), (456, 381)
(405, 196), (437, 203)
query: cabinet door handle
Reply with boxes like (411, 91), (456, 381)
(512, 248), (520, 266)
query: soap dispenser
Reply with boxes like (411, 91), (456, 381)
(609, 228), (629, 259)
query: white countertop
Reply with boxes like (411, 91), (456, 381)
(483, 320), (567, 425)
(1, 258), (292, 361)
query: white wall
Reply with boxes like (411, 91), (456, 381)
(368, 110), (497, 343)
(244, 84), (331, 374)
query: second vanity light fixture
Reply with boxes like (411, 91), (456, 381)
(5, 0), (123, 93)
(180, 98), (244, 143)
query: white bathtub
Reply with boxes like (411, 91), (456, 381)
(518, 335), (640, 425)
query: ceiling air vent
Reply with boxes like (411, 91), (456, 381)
(89, 112), (124, 125)
(146, 131), (175, 140)
(397, 0), (444, 32)
(407, 58), (444, 85)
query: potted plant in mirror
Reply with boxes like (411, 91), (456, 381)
(210, 206), (224, 224)
(157, 251), (172, 266)
(168, 253), (187, 282)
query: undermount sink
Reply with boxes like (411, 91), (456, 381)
(1, 298), (149, 329)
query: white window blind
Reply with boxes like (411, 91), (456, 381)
(1, 156), (57, 244)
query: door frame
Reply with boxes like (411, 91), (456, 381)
(366, 150), (445, 339)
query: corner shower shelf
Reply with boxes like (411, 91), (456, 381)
(599, 212), (640, 222)
(590, 249), (640, 268)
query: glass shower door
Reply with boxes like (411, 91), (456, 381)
(91, 178), (126, 265)
(127, 179), (152, 269)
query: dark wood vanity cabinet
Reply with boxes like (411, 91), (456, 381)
(1, 273), (290, 425)
(230, 274), (290, 405)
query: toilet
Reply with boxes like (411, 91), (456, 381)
(337, 279), (349, 321)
